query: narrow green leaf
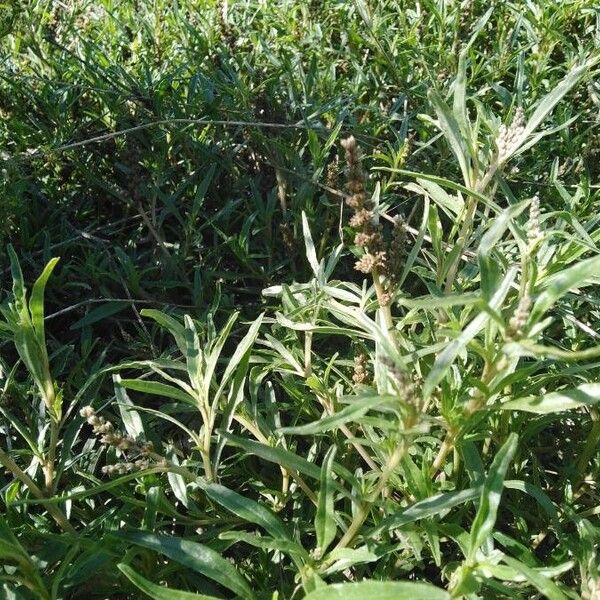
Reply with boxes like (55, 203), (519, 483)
(116, 531), (253, 599)
(530, 254), (600, 323)
(498, 383), (600, 414)
(199, 481), (291, 541)
(70, 301), (128, 330)
(303, 580), (449, 600)
(279, 395), (392, 435)
(183, 315), (203, 392)
(219, 531), (309, 560)
(371, 487), (480, 536)
(141, 309), (187, 355)
(429, 89), (472, 187)
(7, 244), (26, 316)
(29, 256), (59, 340)
(203, 311), (238, 398)
(213, 313), (263, 407)
(302, 211), (321, 278)
(468, 433), (518, 560)
(508, 59), (598, 161)
(501, 555), (568, 600)
(478, 201), (528, 299)
(424, 267), (516, 397)
(220, 432), (320, 479)
(315, 446), (337, 556)
(118, 379), (197, 406)
(114, 374), (145, 439)
(118, 564), (221, 600)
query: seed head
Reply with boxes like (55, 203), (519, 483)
(353, 352), (370, 385)
(355, 251), (386, 274)
(349, 208), (374, 229)
(527, 195), (541, 247)
(507, 294), (531, 339)
(497, 107), (526, 162)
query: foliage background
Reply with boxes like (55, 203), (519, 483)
(0, 1), (599, 599)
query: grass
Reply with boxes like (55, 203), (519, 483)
(0, 0), (599, 598)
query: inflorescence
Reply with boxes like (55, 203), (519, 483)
(80, 406), (156, 476)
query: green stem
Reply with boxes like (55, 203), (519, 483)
(0, 448), (75, 534)
(43, 418), (60, 494)
(331, 440), (406, 552)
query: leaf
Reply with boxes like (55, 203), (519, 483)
(372, 487), (480, 535)
(315, 446), (337, 556)
(279, 395), (393, 435)
(29, 256), (59, 340)
(166, 451), (189, 508)
(220, 432), (320, 479)
(478, 201), (528, 300)
(452, 50), (469, 140)
(213, 312), (263, 408)
(7, 244), (26, 315)
(220, 431), (357, 491)
(500, 556), (568, 600)
(70, 301), (129, 330)
(203, 311), (239, 399)
(219, 531), (309, 560)
(507, 59), (598, 161)
(141, 309), (187, 355)
(116, 531), (253, 599)
(415, 179), (464, 217)
(467, 433), (518, 561)
(118, 564), (221, 600)
(498, 383), (600, 414)
(302, 580), (449, 600)
(199, 481), (291, 541)
(429, 90), (472, 187)
(114, 374), (145, 439)
(530, 254), (600, 323)
(118, 379), (197, 406)
(302, 211), (321, 278)
(183, 315), (203, 392)
(423, 267), (516, 397)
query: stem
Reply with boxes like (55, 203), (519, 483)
(430, 430), (456, 476)
(0, 448), (75, 534)
(574, 409), (600, 489)
(444, 196), (478, 295)
(198, 403), (214, 481)
(431, 358), (503, 478)
(332, 440), (406, 552)
(371, 266), (395, 343)
(304, 331), (313, 377)
(43, 418), (60, 494)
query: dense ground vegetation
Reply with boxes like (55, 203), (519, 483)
(1, 1), (599, 598)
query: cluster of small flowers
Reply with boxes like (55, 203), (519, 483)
(384, 216), (406, 284)
(497, 107), (525, 162)
(341, 136), (368, 211)
(355, 250), (386, 274)
(80, 406), (139, 451)
(101, 460), (150, 476)
(507, 294), (531, 339)
(341, 136), (389, 277)
(352, 352), (370, 385)
(80, 406), (155, 476)
(527, 195), (541, 247)
(380, 356), (420, 407)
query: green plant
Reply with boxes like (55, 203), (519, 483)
(1, 1), (599, 599)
